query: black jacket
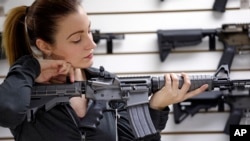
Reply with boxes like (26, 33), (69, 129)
(0, 55), (170, 141)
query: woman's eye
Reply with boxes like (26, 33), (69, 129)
(73, 40), (81, 43)
(72, 37), (81, 43)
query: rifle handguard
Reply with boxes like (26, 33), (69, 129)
(178, 75), (213, 91)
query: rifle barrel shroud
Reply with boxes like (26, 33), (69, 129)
(29, 66), (250, 138)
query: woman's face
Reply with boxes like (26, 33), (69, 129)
(47, 6), (96, 68)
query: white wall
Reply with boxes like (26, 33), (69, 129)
(1, 0), (250, 140)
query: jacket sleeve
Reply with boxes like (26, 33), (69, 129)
(0, 55), (40, 128)
(138, 106), (170, 141)
(149, 106), (170, 131)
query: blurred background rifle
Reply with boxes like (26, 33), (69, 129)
(173, 64), (250, 135)
(160, 0), (228, 12)
(157, 23), (250, 71)
(213, 0), (250, 12)
(91, 30), (125, 54)
(157, 23), (250, 135)
(213, 0), (228, 12)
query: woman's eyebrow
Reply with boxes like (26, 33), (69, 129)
(67, 22), (91, 39)
(67, 31), (83, 39)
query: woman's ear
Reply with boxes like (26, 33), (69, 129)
(36, 39), (52, 56)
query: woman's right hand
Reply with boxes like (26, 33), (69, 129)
(35, 59), (75, 84)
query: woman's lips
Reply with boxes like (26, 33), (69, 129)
(85, 53), (93, 59)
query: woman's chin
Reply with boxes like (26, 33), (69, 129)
(80, 60), (93, 68)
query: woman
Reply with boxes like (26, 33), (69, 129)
(0, 0), (208, 141)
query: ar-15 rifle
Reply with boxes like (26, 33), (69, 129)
(29, 66), (165, 139)
(173, 64), (250, 134)
(92, 30), (125, 54)
(29, 65), (250, 138)
(157, 23), (250, 71)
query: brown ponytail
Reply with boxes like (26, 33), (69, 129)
(3, 6), (32, 66)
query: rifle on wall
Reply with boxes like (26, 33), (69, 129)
(92, 30), (125, 54)
(159, 0), (228, 12)
(213, 0), (228, 12)
(173, 64), (250, 134)
(213, 0), (250, 12)
(157, 23), (250, 71)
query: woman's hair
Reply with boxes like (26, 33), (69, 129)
(2, 0), (82, 65)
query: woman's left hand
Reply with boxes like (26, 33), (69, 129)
(149, 73), (208, 110)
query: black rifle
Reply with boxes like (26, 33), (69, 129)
(29, 65), (250, 137)
(92, 30), (125, 54)
(157, 23), (250, 71)
(29, 66), (165, 139)
(173, 64), (250, 134)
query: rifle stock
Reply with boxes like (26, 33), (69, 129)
(157, 29), (216, 62)
(173, 91), (223, 124)
(91, 30), (125, 54)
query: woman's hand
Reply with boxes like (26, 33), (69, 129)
(35, 59), (75, 83)
(36, 59), (88, 118)
(149, 73), (208, 110)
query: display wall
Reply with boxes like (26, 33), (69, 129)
(1, 0), (250, 141)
